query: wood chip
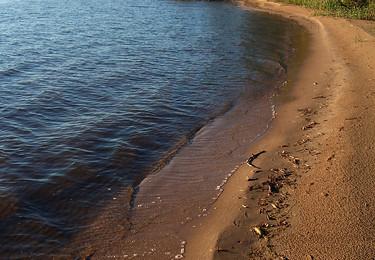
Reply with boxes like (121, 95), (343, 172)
(252, 226), (263, 237)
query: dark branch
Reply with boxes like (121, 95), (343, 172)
(247, 150), (266, 169)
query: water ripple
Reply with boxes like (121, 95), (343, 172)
(0, 0), (304, 257)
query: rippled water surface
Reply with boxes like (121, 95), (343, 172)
(0, 0), (305, 257)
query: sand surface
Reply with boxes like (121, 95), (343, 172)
(185, 1), (375, 259)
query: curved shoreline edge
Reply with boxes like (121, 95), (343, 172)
(185, 1), (375, 259)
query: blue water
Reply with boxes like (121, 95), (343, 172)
(0, 0), (303, 257)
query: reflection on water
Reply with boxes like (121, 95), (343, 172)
(0, 0), (305, 257)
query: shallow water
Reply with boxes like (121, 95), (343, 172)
(0, 0), (306, 257)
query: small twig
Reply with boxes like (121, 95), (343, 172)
(312, 95), (326, 99)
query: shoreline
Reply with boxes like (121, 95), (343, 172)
(185, 1), (375, 259)
(47, 5), (308, 259)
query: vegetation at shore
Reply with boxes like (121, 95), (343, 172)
(279, 0), (375, 19)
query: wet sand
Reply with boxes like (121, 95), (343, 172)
(186, 1), (375, 259)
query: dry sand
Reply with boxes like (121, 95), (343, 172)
(185, 1), (375, 259)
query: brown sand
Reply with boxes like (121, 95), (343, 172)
(185, 1), (375, 259)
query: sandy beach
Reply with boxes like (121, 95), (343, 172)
(185, 1), (375, 259)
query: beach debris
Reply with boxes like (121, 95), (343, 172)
(313, 82), (319, 86)
(292, 158), (301, 165)
(345, 117), (359, 121)
(302, 121), (319, 130)
(241, 204), (249, 208)
(270, 168), (292, 177)
(253, 223), (270, 238)
(312, 95), (326, 99)
(174, 254), (183, 259)
(216, 246), (231, 253)
(296, 138), (311, 145)
(280, 151), (302, 167)
(271, 203), (278, 209)
(280, 150), (289, 157)
(268, 182), (279, 194)
(247, 150), (266, 168)
(279, 220), (289, 226)
(252, 226), (264, 237)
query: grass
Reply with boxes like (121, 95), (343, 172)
(278, 0), (375, 20)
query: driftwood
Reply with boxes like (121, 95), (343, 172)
(247, 151), (266, 169)
(312, 95), (326, 99)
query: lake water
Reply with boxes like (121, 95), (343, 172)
(0, 0), (306, 258)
